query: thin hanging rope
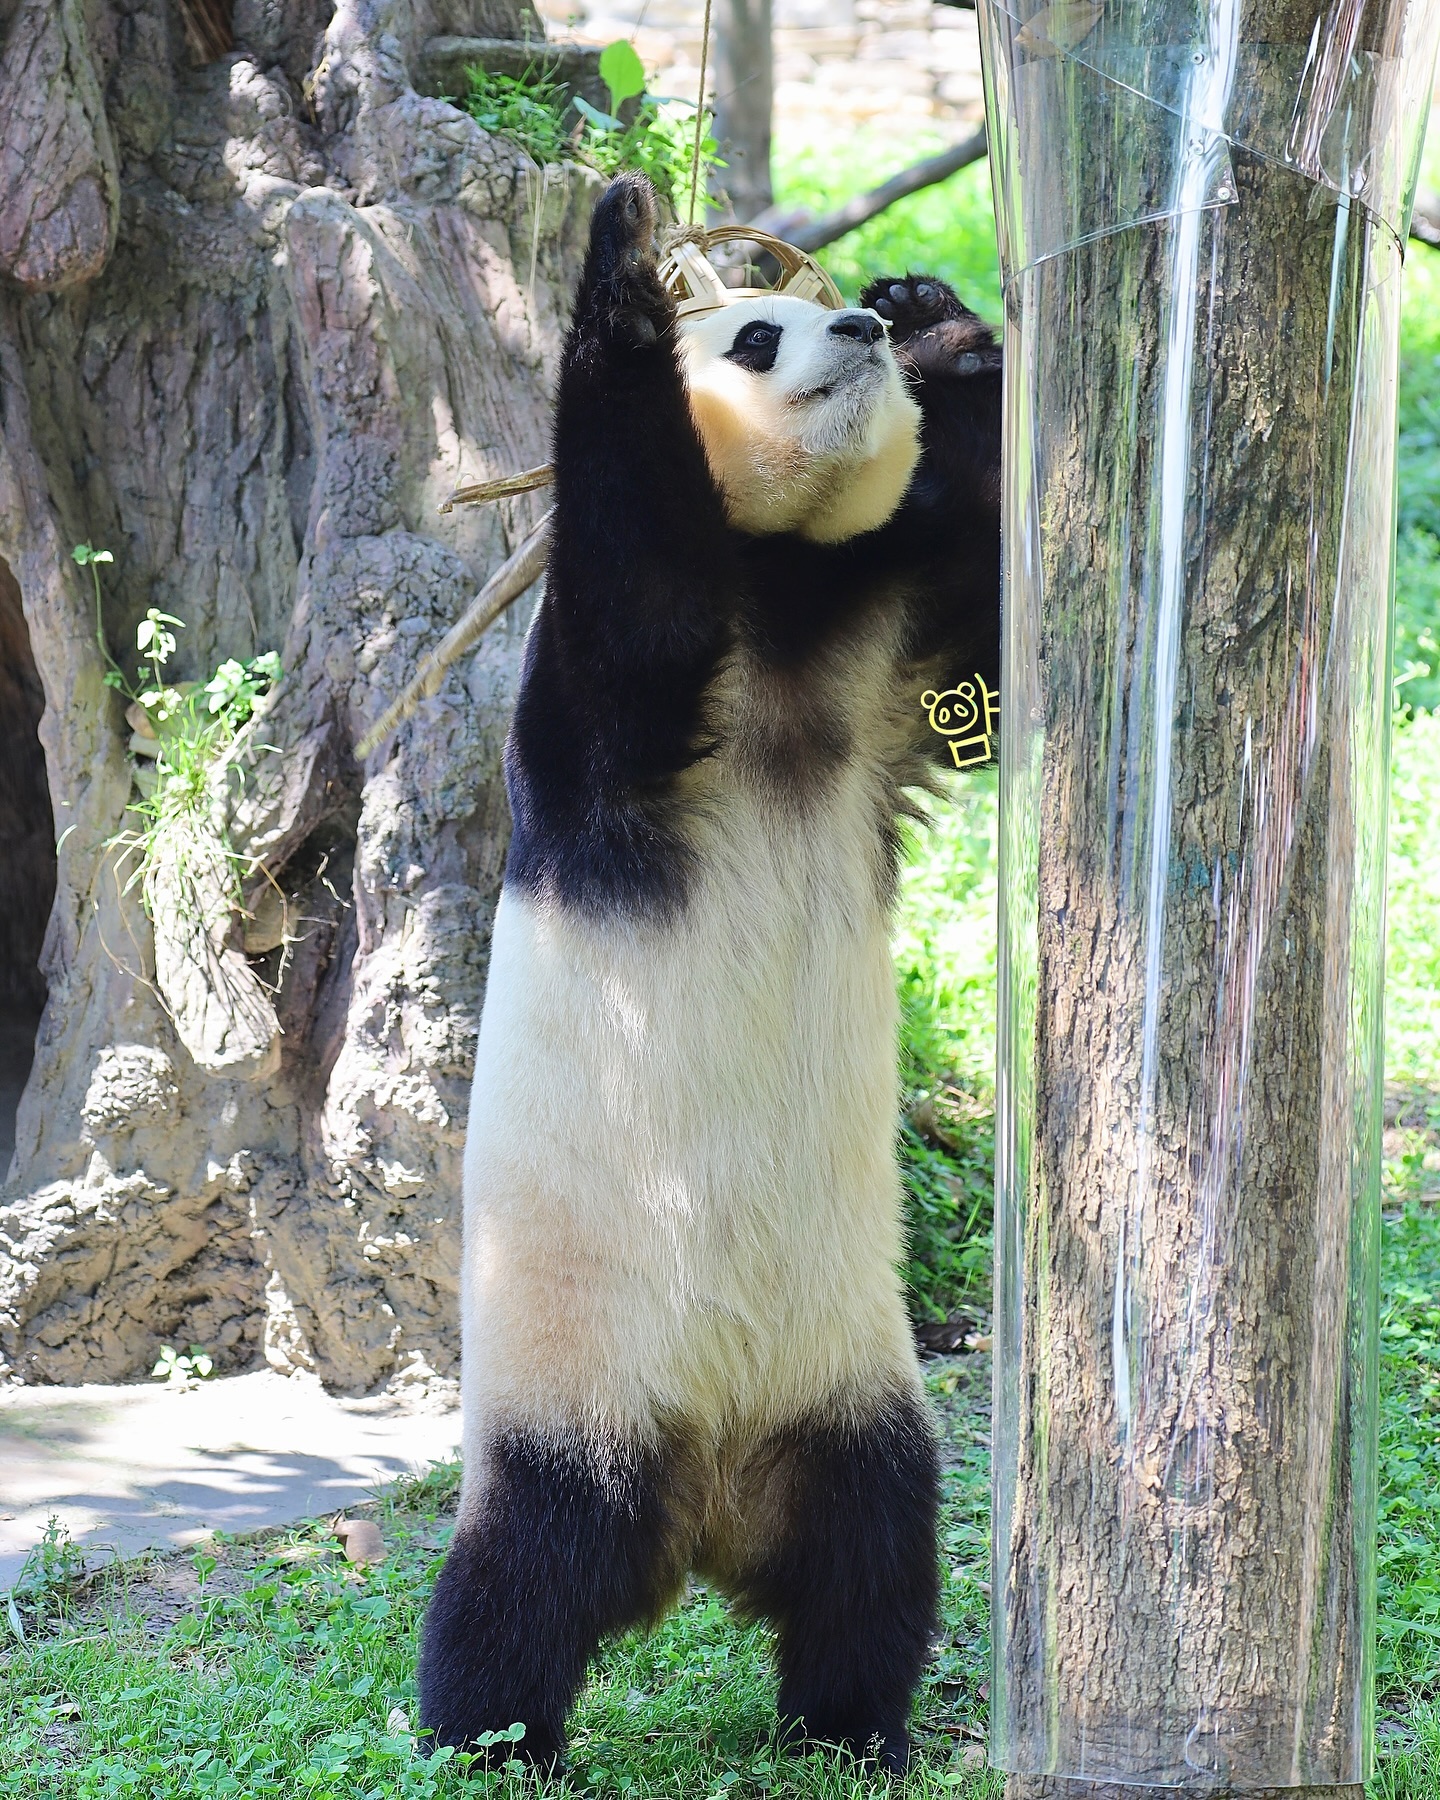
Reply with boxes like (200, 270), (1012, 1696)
(687, 0), (714, 227)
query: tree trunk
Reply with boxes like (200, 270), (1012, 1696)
(983, 0), (1431, 1786)
(713, 0), (773, 220)
(0, 0), (600, 1391)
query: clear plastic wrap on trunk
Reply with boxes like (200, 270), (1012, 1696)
(979, 0), (1440, 1783)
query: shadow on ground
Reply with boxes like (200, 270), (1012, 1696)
(0, 1370), (461, 1586)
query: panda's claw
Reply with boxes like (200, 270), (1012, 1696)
(858, 273), (966, 344)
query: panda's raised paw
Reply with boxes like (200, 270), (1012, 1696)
(588, 172), (659, 280)
(858, 274), (965, 343)
(583, 173), (674, 346)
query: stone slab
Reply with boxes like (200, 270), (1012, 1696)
(0, 1370), (461, 1588)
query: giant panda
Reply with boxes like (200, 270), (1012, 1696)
(418, 171), (1002, 1773)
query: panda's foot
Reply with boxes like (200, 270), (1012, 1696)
(429, 1721), (564, 1773)
(877, 1728), (913, 1776)
(859, 274), (966, 343)
(777, 1715), (913, 1778)
(584, 172), (671, 348)
(418, 1429), (683, 1779)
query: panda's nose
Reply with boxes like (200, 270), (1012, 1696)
(828, 311), (885, 345)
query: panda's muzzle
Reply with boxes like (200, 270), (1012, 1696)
(791, 317), (890, 406)
(827, 311), (886, 346)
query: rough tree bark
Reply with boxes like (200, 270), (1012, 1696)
(713, 0), (773, 220)
(989, 0), (1411, 1791)
(0, 0), (601, 1391)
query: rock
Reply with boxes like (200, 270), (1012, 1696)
(335, 1516), (387, 1565)
(81, 1048), (180, 1142)
(241, 884), (288, 956)
(146, 811), (282, 1081)
(0, 0), (590, 1388)
(914, 1316), (978, 1356)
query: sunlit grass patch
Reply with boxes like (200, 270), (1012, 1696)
(0, 1370), (996, 1800)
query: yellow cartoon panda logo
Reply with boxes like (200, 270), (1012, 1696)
(920, 675), (999, 768)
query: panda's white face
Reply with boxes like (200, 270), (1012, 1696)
(678, 295), (923, 544)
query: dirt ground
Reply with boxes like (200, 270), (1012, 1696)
(0, 1371), (461, 1589)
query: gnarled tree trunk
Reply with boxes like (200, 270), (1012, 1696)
(0, 0), (599, 1392)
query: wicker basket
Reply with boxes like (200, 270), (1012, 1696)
(658, 226), (844, 318)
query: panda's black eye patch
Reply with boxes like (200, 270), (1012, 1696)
(725, 320), (782, 373)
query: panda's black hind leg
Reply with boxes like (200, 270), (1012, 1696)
(730, 1391), (941, 1774)
(417, 1430), (684, 1767)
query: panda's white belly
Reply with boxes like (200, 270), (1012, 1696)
(460, 763), (918, 1447)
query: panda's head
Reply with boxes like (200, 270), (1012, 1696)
(678, 295), (923, 545)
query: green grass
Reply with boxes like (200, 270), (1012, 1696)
(894, 776), (999, 1321)
(1387, 714), (1440, 1082)
(1394, 250), (1440, 716)
(0, 1369), (994, 1799)
(1378, 1196), (1440, 1700)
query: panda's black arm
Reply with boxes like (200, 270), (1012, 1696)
(858, 275), (1003, 682)
(503, 175), (740, 917)
(545, 173), (737, 709)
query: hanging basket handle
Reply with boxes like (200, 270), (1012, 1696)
(691, 226), (845, 308)
(658, 224), (845, 317)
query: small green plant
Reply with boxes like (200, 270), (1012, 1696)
(583, 95), (722, 209)
(460, 61), (572, 164)
(203, 651), (283, 725)
(6, 1516), (90, 1639)
(461, 43), (721, 209)
(78, 543), (281, 928)
(599, 39), (645, 115)
(151, 1343), (215, 1384)
(78, 540), (281, 744)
